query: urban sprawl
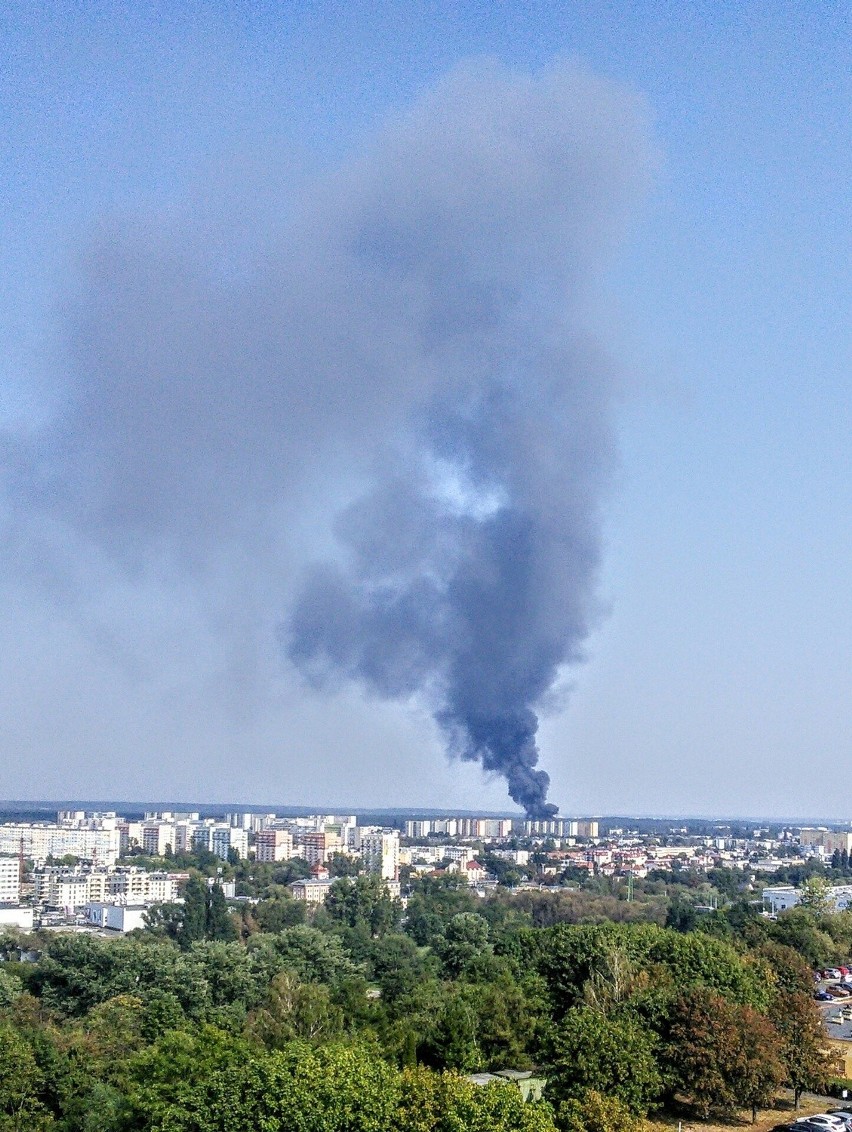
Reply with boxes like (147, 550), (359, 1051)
(1, 808), (851, 935)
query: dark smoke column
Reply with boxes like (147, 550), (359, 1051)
(286, 62), (651, 816)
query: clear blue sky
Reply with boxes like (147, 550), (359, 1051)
(1, 3), (849, 817)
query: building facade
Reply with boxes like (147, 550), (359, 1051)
(0, 857), (20, 904)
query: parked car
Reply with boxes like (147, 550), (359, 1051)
(826, 969), (844, 979)
(794, 1116), (845, 1130)
(816, 991), (834, 1000)
(828, 1114), (852, 1130)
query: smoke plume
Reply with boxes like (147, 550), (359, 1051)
(285, 62), (651, 816)
(2, 60), (651, 811)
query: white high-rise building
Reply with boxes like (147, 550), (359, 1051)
(360, 829), (399, 881)
(210, 826), (248, 861)
(254, 829), (294, 863)
(142, 823), (175, 856)
(405, 820), (432, 838)
(0, 857), (20, 904)
(33, 865), (181, 909)
(0, 823), (120, 865)
(228, 828), (249, 859)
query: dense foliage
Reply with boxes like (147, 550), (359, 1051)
(0, 868), (843, 1130)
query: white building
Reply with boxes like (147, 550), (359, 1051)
(0, 822), (121, 865)
(360, 829), (399, 881)
(85, 902), (148, 933)
(763, 884), (852, 915)
(211, 826), (232, 861)
(290, 877), (336, 904)
(405, 820), (432, 838)
(142, 823), (176, 856)
(431, 819), (458, 837)
(34, 866), (181, 910)
(0, 906), (34, 930)
(117, 821), (144, 854)
(254, 829), (294, 863)
(491, 848), (530, 866)
(0, 857), (20, 904)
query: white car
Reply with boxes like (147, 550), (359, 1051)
(795, 1117), (845, 1130)
(827, 1114), (852, 1130)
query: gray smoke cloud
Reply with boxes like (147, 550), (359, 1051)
(1, 60), (651, 812)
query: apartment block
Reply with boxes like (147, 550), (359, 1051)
(254, 829), (294, 863)
(0, 857), (20, 904)
(360, 829), (399, 881)
(34, 866), (181, 910)
(0, 823), (121, 865)
(142, 823), (176, 856)
(800, 828), (852, 856)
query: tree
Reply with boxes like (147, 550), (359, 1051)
(665, 897), (697, 934)
(245, 971), (343, 1047)
(544, 1007), (662, 1115)
(556, 1088), (648, 1132)
(770, 991), (838, 1108)
(324, 876), (401, 937)
(26, 935), (212, 1020)
(177, 875), (208, 949)
(368, 933), (438, 1007)
(768, 908), (837, 968)
(733, 1005), (787, 1122)
(258, 924), (360, 986)
(404, 876), (478, 945)
(799, 876), (832, 916)
(255, 893), (306, 932)
(434, 912), (491, 978)
(206, 883), (238, 942)
(665, 988), (785, 1120)
(422, 984), (483, 1072)
(81, 994), (146, 1070)
(177, 1041), (401, 1132)
(328, 853), (362, 877)
(0, 1021), (53, 1131)
(121, 1024), (251, 1129)
(0, 969), (22, 1008)
(398, 1067), (558, 1132)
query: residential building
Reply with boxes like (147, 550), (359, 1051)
(800, 829), (852, 857)
(0, 857), (20, 904)
(142, 823), (175, 857)
(0, 822), (121, 865)
(360, 829), (399, 881)
(290, 876), (336, 904)
(34, 866), (181, 910)
(405, 820), (432, 838)
(117, 821), (144, 854)
(85, 903), (148, 933)
(0, 906), (34, 930)
(254, 829), (294, 863)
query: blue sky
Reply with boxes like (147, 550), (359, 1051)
(0, 3), (849, 817)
